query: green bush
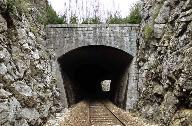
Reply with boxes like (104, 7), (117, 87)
(7, 0), (29, 16)
(105, 3), (141, 24)
(37, 4), (65, 25)
(123, 3), (142, 24)
(70, 15), (78, 24)
(45, 4), (65, 25)
(82, 16), (101, 24)
(106, 14), (123, 24)
(144, 25), (154, 41)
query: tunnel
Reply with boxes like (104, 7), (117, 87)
(57, 45), (133, 109)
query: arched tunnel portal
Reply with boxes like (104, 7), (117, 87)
(57, 45), (133, 109)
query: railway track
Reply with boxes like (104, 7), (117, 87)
(89, 101), (125, 126)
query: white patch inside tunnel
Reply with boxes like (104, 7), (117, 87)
(101, 80), (111, 92)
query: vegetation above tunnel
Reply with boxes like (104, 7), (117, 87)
(45, 2), (141, 25)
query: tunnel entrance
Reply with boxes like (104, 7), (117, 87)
(58, 45), (133, 109)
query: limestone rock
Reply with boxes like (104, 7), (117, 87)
(0, 97), (20, 126)
(2, 73), (15, 84)
(138, 60), (144, 67)
(171, 109), (192, 126)
(0, 0), (7, 12)
(9, 97), (21, 122)
(0, 63), (7, 75)
(155, 1), (170, 24)
(20, 108), (40, 124)
(153, 85), (163, 95)
(28, 32), (35, 40)
(0, 89), (12, 99)
(12, 81), (32, 97)
(159, 92), (179, 123)
(167, 0), (179, 7)
(22, 43), (31, 51)
(182, 0), (192, 11)
(0, 14), (7, 33)
(176, 22), (188, 37)
(154, 24), (165, 38)
(39, 101), (52, 118)
(31, 49), (40, 60)
(0, 100), (9, 125)
(179, 9), (192, 22)
(14, 59), (28, 78)
(0, 51), (5, 62)
(141, 7), (150, 20)
(141, 104), (159, 119)
(0, 47), (10, 63)
(17, 28), (28, 41)
(15, 119), (29, 126)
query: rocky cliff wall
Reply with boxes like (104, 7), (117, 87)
(0, 0), (61, 125)
(138, 0), (192, 125)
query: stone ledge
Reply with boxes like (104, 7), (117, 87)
(46, 24), (140, 28)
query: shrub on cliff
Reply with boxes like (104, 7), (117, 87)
(106, 13), (124, 24)
(45, 4), (65, 25)
(123, 3), (142, 24)
(36, 4), (65, 25)
(106, 3), (141, 24)
(7, 0), (29, 17)
(70, 15), (78, 24)
(82, 16), (102, 24)
(143, 25), (154, 41)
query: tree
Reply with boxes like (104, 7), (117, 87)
(106, 12), (123, 24)
(123, 3), (142, 24)
(45, 4), (65, 25)
(70, 14), (78, 24)
(82, 16), (101, 24)
(106, 3), (142, 24)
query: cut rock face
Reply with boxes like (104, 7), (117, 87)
(0, 0), (59, 125)
(155, 1), (170, 24)
(138, 0), (192, 125)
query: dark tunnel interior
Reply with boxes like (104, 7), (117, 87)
(58, 45), (133, 109)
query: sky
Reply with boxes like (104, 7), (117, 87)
(47, 0), (140, 22)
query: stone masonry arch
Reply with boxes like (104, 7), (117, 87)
(45, 24), (140, 110)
